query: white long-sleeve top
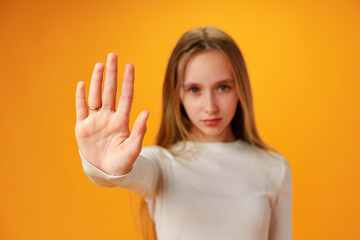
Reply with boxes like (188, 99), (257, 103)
(80, 140), (293, 240)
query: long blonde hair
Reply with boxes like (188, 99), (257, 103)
(138, 26), (279, 240)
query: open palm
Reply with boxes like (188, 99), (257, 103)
(75, 53), (149, 175)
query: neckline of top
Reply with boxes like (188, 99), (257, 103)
(172, 139), (247, 151)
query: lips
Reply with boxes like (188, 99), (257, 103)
(202, 118), (221, 127)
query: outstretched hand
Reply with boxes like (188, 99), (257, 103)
(75, 53), (149, 175)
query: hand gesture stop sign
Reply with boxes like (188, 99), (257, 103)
(75, 53), (149, 175)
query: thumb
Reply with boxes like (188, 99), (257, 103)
(128, 110), (149, 156)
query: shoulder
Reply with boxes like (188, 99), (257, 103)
(251, 146), (290, 170)
(250, 146), (292, 192)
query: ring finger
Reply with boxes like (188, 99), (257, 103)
(88, 62), (104, 112)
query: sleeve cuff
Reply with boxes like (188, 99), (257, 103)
(79, 149), (133, 180)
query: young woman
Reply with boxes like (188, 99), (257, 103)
(75, 26), (293, 240)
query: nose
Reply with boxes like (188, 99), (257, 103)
(204, 91), (219, 114)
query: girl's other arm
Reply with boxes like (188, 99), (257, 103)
(268, 161), (293, 240)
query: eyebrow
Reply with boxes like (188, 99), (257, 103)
(183, 79), (234, 88)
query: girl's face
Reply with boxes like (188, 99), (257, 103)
(180, 50), (239, 142)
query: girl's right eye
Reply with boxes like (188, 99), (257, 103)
(189, 87), (199, 93)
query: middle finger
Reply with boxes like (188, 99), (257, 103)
(102, 53), (118, 111)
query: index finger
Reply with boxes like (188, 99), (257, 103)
(116, 63), (134, 120)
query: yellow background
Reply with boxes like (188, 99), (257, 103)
(1, 0), (359, 239)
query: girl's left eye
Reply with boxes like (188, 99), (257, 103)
(218, 85), (229, 91)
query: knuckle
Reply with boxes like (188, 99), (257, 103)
(103, 84), (116, 93)
(106, 64), (117, 72)
(120, 94), (133, 100)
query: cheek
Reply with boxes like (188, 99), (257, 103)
(221, 95), (239, 115)
(181, 96), (204, 122)
(183, 98), (200, 116)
